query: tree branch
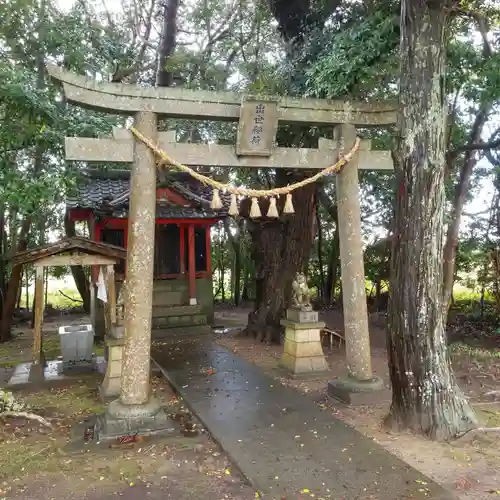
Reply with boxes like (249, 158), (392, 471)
(452, 8), (493, 57)
(452, 137), (500, 155)
(485, 127), (500, 166)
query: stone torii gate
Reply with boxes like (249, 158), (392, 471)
(48, 64), (395, 431)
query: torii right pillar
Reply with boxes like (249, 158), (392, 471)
(327, 124), (385, 405)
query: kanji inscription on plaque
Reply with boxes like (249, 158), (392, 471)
(236, 97), (278, 156)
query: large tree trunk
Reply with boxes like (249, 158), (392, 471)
(0, 204), (6, 318)
(223, 218), (244, 306)
(315, 202), (326, 302)
(156, 0), (180, 87)
(64, 213), (90, 313)
(317, 186), (340, 303)
(324, 210), (340, 304)
(245, 180), (316, 343)
(0, 218), (31, 342)
(386, 0), (477, 440)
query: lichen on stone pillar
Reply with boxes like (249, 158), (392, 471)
(335, 124), (372, 382)
(119, 111), (157, 406)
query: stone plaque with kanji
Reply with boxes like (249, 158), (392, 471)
(236, 97), (278, 156)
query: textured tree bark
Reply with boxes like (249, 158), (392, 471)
(246, 219), (284, 342)
(386, 0), (477, 440)
(156, 0), (180, 87)
(0, 205), (5, 319)
(315, 202), (326, 301)
(245, 181), (316, 343)
(0, 218), (30, 342)
(317, 186), (340, 304)
(223, 218), (243, 306)
(324, 229), (340, 304)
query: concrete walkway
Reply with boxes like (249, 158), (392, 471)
(153, 339), (455, 500)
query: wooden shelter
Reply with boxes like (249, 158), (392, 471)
(11, 236), (126, 383)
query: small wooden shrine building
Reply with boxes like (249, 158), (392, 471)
(10, 236), (126, 383)
(67, 169), (228, 336)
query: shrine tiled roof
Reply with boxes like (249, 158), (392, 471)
(67, 169), (229, 219)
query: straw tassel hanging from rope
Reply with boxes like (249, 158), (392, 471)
(283, 193), (295, 214)
(228, 193), (239, 216)
(266, 197), (279, 218)
(210, 188), (223, 210)
(250, 197), (261, 218)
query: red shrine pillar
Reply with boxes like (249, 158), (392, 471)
(187, 224), (197, 305)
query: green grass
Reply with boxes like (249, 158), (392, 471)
(449, 342), (500, 360)
(18, 288), (83, 309)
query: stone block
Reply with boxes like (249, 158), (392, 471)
(95, 398), (176, 441)
(95, 410), (175, 441)
(327, 376), (388, 406)
(28, 362), (45, 384)
(286, 308), (318, 323)
(280, 353), (329, 376)
(111, 325), (124, 339)
(280, 319), (325, 331)
(100, 338), (125, 400)
(279, 317), (329, 377)
(284, 338), (325, 358)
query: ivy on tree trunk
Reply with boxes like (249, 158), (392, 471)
(386, 0), (477, 440)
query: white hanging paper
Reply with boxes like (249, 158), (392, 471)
(97, 268), (108, 303)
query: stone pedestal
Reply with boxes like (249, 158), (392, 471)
(96, 397), (175, 441)
(99, 337), (125, 401)
(327, 375), (386, 406)
(279, 309), (329, 378)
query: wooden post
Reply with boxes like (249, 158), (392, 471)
(89, 276), (96, 331)
(180, 225), (186, 274)
(205, 226), (212, 274)
(106, 264), (117, 324)
(187, 224), (197, 305)
(29, 266), (45, 383)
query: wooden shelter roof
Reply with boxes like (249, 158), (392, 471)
(10, 236), (126, 267)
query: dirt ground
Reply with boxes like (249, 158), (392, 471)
(0, 319), (256, 500)
(3, 310), (500, 499)
(214, 307), (500, 500)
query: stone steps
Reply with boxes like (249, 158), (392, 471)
(152, 304), (203, 317)
(152, 304), (208, 330)
(151, 324), (212, 339)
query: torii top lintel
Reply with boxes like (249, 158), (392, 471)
(46, 65), (397, 127)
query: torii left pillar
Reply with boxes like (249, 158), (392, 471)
(98, 111), (173, 439)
